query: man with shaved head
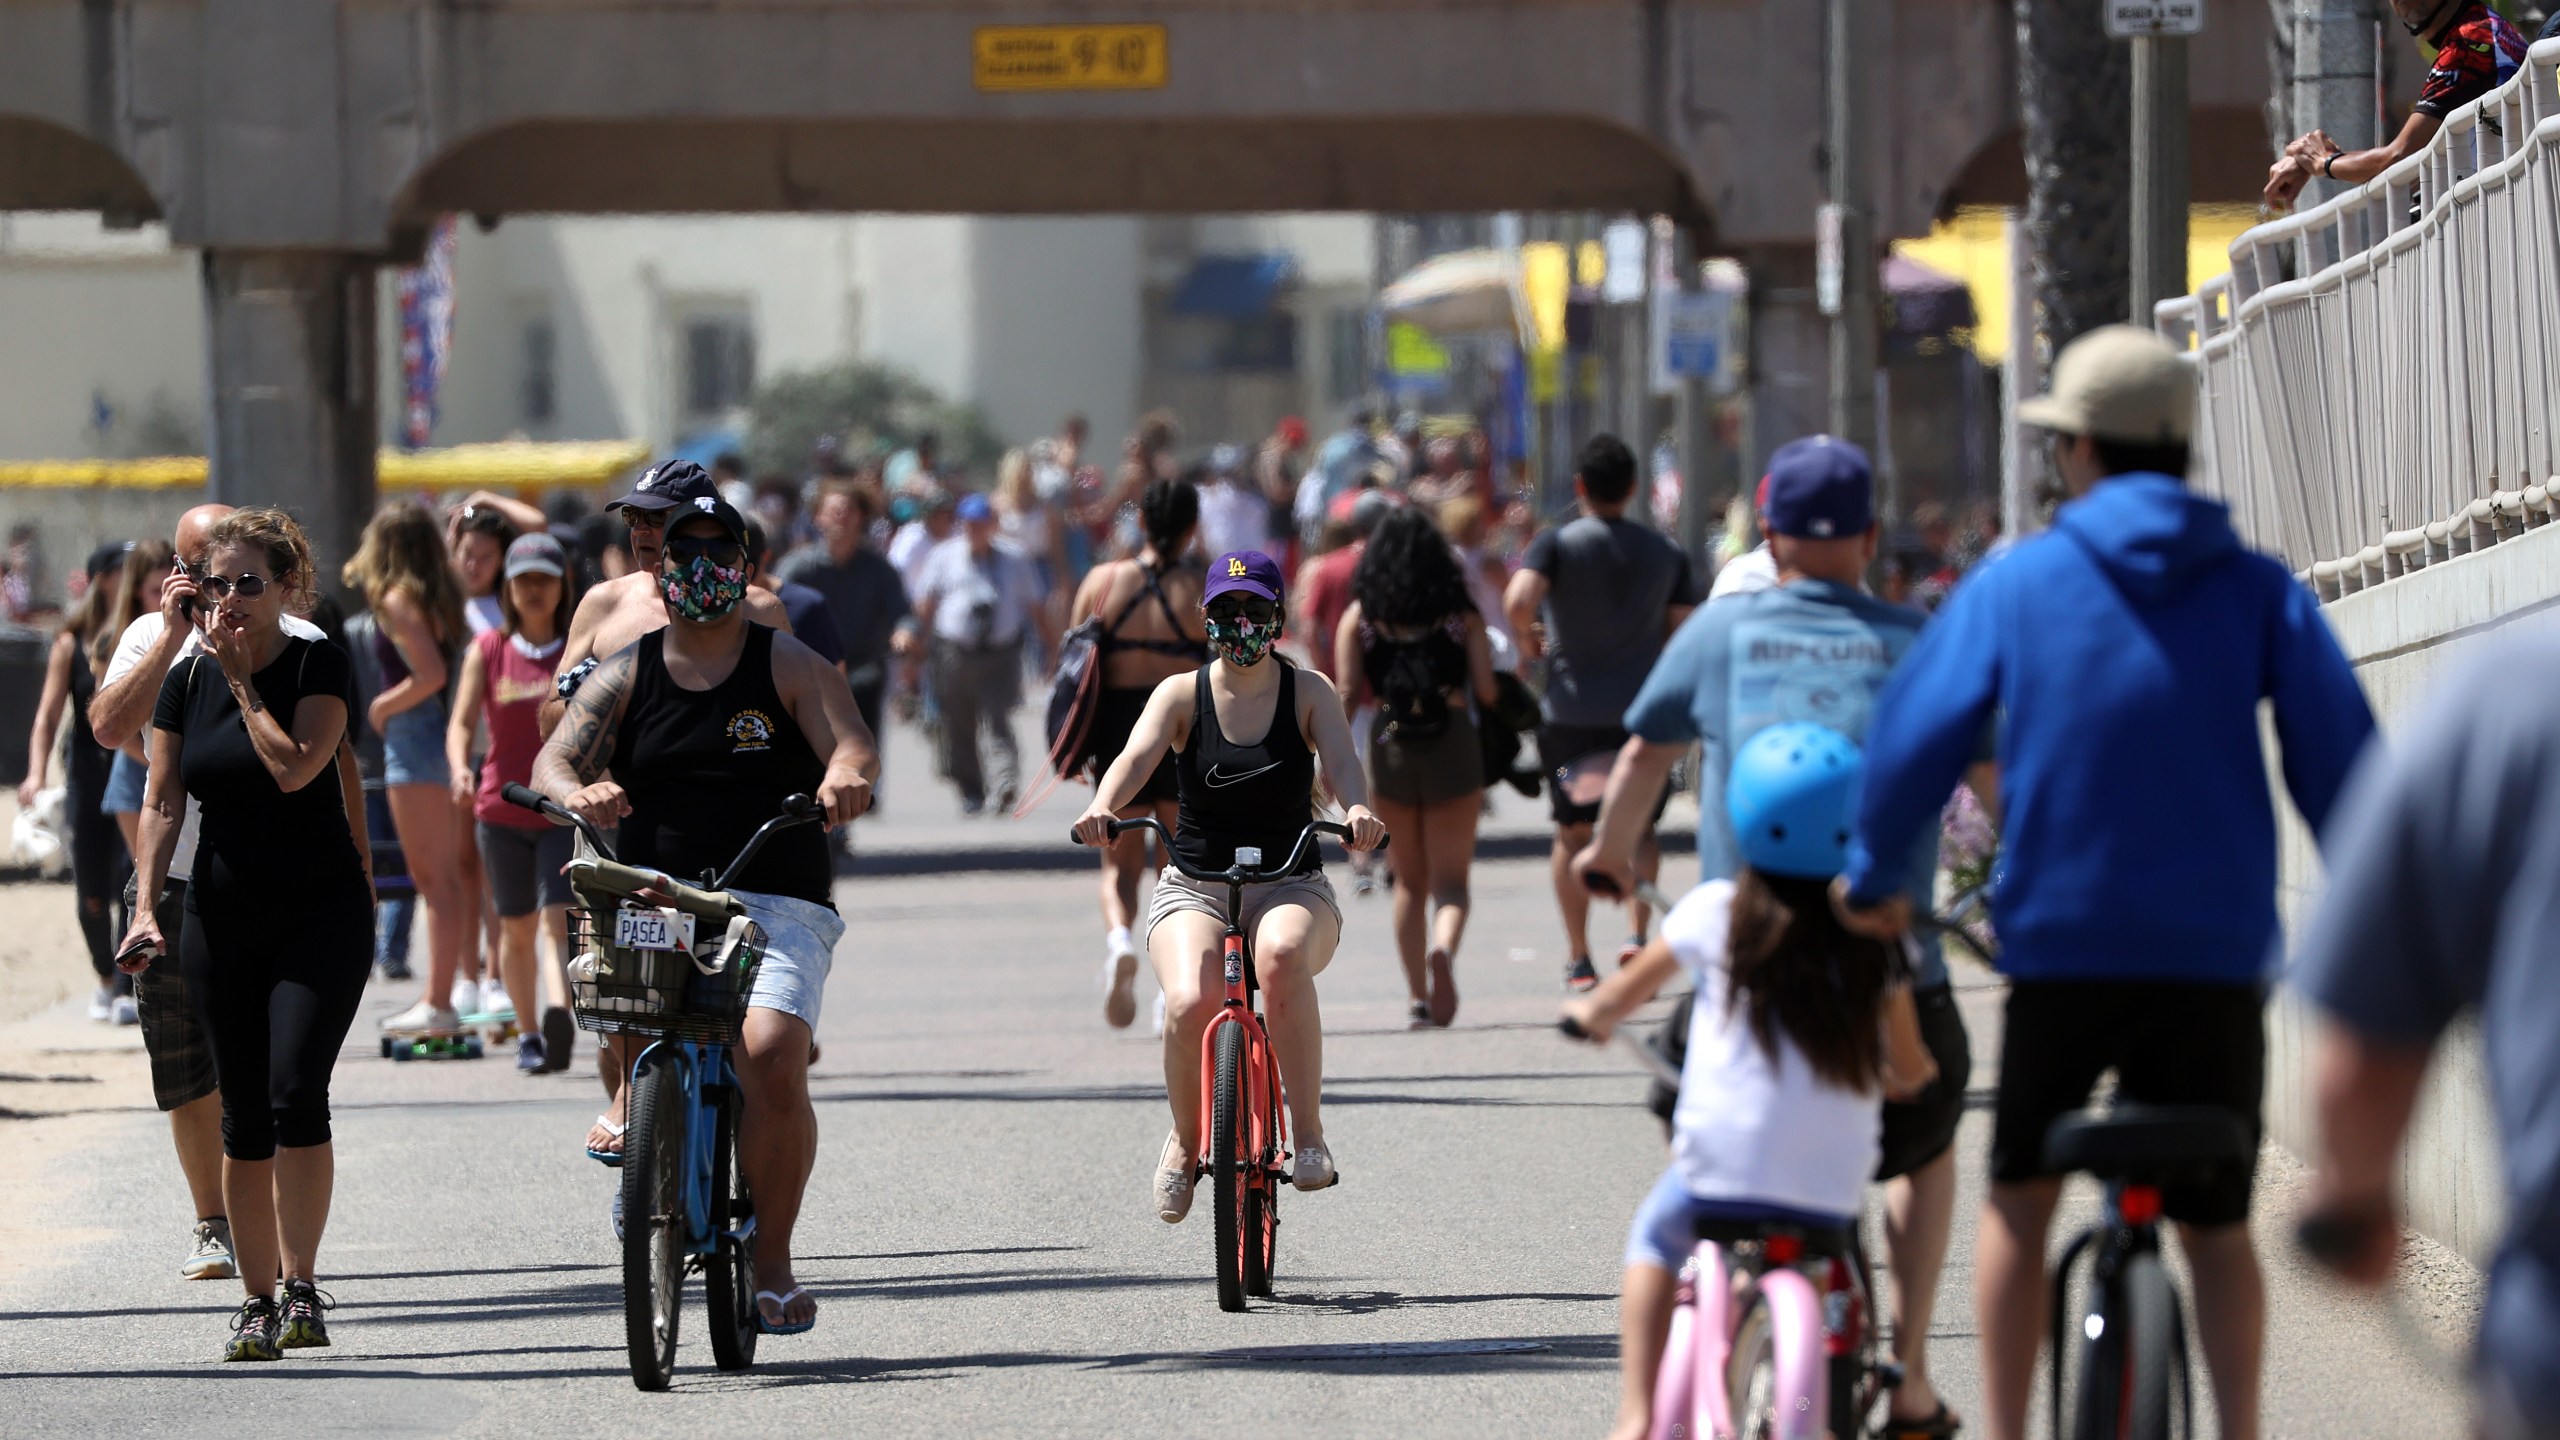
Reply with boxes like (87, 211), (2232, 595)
(90, 500), (368, 1283)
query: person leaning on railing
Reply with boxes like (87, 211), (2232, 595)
(2264, 0), (2529, 213)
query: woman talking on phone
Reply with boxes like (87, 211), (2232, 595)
(1071, 550), (1386, 1222)
(120, 508), (373, 1362)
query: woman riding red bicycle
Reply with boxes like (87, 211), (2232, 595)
(1071, 549), (1385, 1223)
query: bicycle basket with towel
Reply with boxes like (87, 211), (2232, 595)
(564, 853), (766, 1045)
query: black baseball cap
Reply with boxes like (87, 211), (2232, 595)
(609, 459), (718, 514)
(663, 494), (752, 549)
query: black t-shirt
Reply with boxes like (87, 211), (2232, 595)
(153, 636), (362, 882)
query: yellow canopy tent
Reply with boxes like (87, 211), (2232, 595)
(0, 439), (654, 493)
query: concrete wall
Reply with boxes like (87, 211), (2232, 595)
(2267, 522), (2560, 1263)
(0, 215), (201, 460)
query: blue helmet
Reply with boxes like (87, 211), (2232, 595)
(1725, 722), (1864, 879)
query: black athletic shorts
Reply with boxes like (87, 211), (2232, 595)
(1989, 979), (2265, 1227)
(1537, 722), (1672, 829)
(1875, 984), (1972, 1182)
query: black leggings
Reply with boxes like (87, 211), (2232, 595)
(64, 782), (129, 988)
(182, 853), (373, 1161)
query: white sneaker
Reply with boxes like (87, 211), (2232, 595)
(478, 980), (512, 1020)
(1150, 992), (1168, 1038)
(111, 994), (140, 1026)
(88, 985), (115, 1021)
(448, 977), (481, 1016)
(381, 999), (461, 1032)
(1102, 938), (1138, 1030)
(182, 1217), (237, 1281)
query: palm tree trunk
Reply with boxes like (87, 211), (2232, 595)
(2014, 0), (2131, 350)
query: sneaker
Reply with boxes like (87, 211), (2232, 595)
(479, 980), (512, 1021)
(1564, 956), (1600, 993)
(1616, 937), (1645, 970)
(1292, 1139), (1339, 1191)
(1151, 992), (1168, 1038)
(278, 1278), (334, 1348)
(1102, 941), (1140, 1030)
(540, 1006), (576, 1072)
(448, 977), (481, 1016)
(224, 1295), (282, 1362)
(1352, 867), (1376, 898)
(377, 953), (413, 982)
(380, 999), (461, 1033)
(516, 1034), (547, 1073)
(1154, 1133), (1197, 1223)
(992, 784), (1018, 815)
(182, 1218), (237, 1281)
(1406, 999), (1434, 1031)
(111, 994), (140, 1026)
(88, 985), (115, 1021)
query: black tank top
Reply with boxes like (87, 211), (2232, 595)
(1173, 663), (1317, 875)
(611, 625), (831, 906)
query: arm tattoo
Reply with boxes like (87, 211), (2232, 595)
(535, 647), (634, 795)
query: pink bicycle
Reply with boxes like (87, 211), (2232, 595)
(1561, 1009), (1894, 1440)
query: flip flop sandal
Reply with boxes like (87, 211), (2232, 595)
(1881, 1402), (1964, 1438)
(587, 1116), (626, 1167)
(754, 1287), (816, 1335)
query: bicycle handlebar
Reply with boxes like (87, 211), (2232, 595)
(1557, 1014), (1685, 1089)
(1068, 815), (1381, 886)
(501, 781), (823, 889)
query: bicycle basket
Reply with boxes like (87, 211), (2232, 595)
(567, 906), (766, 1045)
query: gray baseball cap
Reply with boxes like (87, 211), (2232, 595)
(2018, 325), (2195, 446)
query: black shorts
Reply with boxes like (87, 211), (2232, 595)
(1537, 722), (1671, 828)
(1990, 979), (2265, 1227)
(1090, 686), (1178, 806)
(1876, 984), (1972, 1182)
(475, 820), (574, 918)
(123, 875), (218, 1113)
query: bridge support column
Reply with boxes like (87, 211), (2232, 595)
(1742, 246), (1829, 477)
(202, 251), (379, 587)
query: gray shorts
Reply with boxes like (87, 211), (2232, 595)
(735, 890), (845, 1032)
(475, 821), (574, 918)
(1143, 866), (1342, 943)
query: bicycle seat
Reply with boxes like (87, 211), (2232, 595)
(1690, 1216), (1854, 1258)
(2041, 1104), (2253, 1185)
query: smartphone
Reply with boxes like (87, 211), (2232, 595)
(114, 934), (163, 972)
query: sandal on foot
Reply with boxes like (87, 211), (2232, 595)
(1881, 1402), (1963, 1438)
(754, 1287), (816, 1335)
(587, 1115), (626, 1167)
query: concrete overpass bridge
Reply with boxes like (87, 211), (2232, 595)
(0, 0), (2284, 562)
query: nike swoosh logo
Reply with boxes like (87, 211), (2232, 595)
(1204, 762), (1283, 788)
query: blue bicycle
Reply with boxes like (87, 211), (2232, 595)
(502, 783), (821, 1392)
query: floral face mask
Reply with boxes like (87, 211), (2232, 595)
(660, 549), (748, 623)
(1204, 607), (1280, 668)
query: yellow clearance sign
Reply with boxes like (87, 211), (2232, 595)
(973, 24), (1168, 92)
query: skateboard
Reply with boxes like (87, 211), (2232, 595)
(379, 1009), (517, 1061)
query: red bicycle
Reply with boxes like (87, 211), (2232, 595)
(1076, 816), (1371, 1312)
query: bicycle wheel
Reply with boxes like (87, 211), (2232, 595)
(1244, 1050), (1280, 1298)
(2118, 1251), (2178, 1440)
(1210, 1020), (1248, 1313)
(703, 1080), (759, 1373)
(620, 1055), (686, 1391)
(1726, 1294), (1783, 1440)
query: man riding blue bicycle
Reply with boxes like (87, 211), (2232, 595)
(535, 493), (879, 1338)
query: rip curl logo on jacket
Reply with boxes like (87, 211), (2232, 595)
(727, 709), (776, 753)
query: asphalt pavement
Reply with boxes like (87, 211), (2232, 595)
(0, 723), (2479, 1437)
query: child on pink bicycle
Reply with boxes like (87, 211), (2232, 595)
(1564, 723), (1938, 1440)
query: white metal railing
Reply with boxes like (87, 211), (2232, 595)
(2155, 37), (2560, 600)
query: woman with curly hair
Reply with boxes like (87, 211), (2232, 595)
(342, 503), (481, 1033)
(1333, 507), (1498, 1027)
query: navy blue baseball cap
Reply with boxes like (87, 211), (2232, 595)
(955, 492), (994, 523)
(1762, 436), (1875, 540)
(1203, 550), (1285, 606)
(609, 459), (718, 513)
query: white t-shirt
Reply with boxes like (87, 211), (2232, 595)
(103, 610), (327, 882)
(1663, 880), (1882, 1219)
(1708, 542), (1779, 602)
(887, 522), (937, 598)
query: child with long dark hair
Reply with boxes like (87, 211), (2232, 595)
(1564, 723), (1937, 1440)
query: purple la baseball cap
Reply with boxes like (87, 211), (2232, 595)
(1762, 435), (1875, 539)
(1204, 549), (1285, 605)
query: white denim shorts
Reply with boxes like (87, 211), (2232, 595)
(735, 890), (845, 1032)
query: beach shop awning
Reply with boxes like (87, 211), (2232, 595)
(1168, 253), (1297, 317)
(0, 440), (655, 492)
(1379, 248), (1528, 341)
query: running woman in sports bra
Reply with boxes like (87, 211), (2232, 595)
(1065, 479), (1207, 1028)
(1073, 550), (1386, 1222)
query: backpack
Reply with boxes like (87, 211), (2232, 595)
(1370, 628), (1453, 742)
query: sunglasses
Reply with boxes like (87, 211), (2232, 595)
(1206, 598), (1280, 627)
(618, 506), (669, 531)
(199, 571), (273, 601)
(664, 533), (745, 568)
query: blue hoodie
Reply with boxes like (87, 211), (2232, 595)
(1843, 474), (2376, 985)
